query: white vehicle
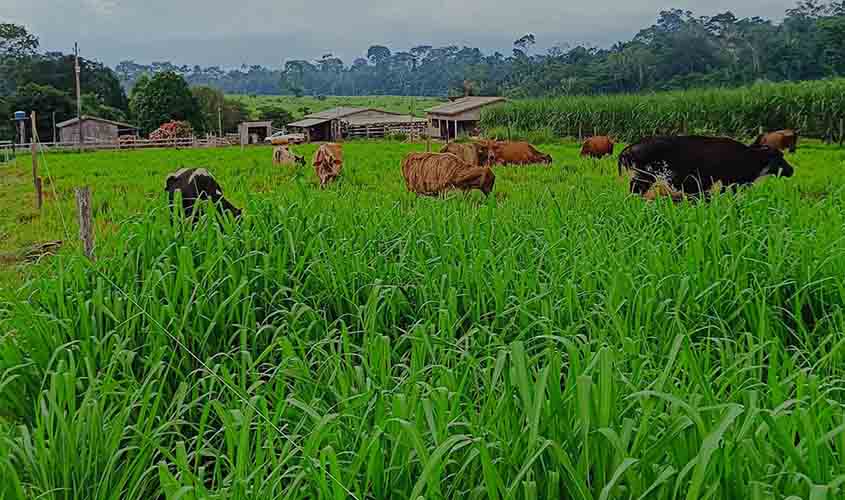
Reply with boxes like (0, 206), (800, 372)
(265, 131), (306, 145)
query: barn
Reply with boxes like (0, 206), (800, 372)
(426, 97), (506, 140)
(286, 107), (427, 142)
(56, 115), (139, 143)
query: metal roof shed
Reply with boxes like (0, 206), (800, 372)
(426, 97), (506, 140)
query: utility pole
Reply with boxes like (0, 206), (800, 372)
(74, 42), (83, 151)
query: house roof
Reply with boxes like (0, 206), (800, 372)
(306, 107), (399, 119)
(425, 97), (506, 116)
(286, 117), (332, 128)
(56, 115), (138, 130)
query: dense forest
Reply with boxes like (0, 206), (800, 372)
(114, 1), (845, 97)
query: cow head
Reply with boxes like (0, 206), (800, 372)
(453, 167), (495, 196)
(295, 155), (306, 167)
(475, 141), (496, 167)
(752, 145), (794, 179)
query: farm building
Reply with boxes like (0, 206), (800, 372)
(238, 121), (273, 145)
(56, 115), (139, 143)
(286, 107), (427, 142)
(426, 97), (506, 140)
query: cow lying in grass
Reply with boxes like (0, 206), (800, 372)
(485, 141), (552, 166)
(619, 136), (794, 197)
(402, 152), (495, 196)
(313, 143), (343, 188)
(165, 168), (241, 220)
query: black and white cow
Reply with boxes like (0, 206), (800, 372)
(164, 168), (241, 220)
(618, 136), (794, 197)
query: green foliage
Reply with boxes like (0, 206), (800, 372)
(15, 53), (128, 111)
(81, 94), (127, 124)
(0, 96), (11, 140)
(257, 104), (293, 129)
(2, 142), (845, 498)
(482, 79), (845, 141)
(192, 85), (225, 132)
(130, 72), (203, 135)
(10, 83), (75, 141)
(0, 22), (38, 95)
(193, 86), (250, 133)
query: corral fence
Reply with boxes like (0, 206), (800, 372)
(0, 141), (14, 164)
(343, 121), (428, 139)
(0, 135), (237, 155)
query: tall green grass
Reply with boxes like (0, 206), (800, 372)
(482, 79), (845, 142)
(2, 143), (845, 498)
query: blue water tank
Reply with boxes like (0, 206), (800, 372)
(14, 111), (26, 121)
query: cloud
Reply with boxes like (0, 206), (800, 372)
(3, 0), (797, 67)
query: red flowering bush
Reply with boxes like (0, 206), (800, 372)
(149, 121), (193, 140)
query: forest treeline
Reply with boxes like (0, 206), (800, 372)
(114, 1), (845, 97)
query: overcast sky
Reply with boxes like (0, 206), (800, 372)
(2, 0), (796, 68)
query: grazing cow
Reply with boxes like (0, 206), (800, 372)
(273, 146), (306, 166)
(402, 152), (495, 196)
(753, 129), (798, 153)
(580, 136), (615, 158)
(487, 141), (552, 165)
(440, 142), (490, 166)
(619, 136), (794, 196)
(165, 168), (241, 219)
(313, 143), (343, 188)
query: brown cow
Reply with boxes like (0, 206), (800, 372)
(752, 130), (798, 153)
(273, 146), (306, 166)
(402, 153), (495, 196)
(313, 143), (343, 188)
(580, 136), (615, 158)
(440, 142), (490, 166)
(487, 141), (552, 166)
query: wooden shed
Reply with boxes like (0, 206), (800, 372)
(238, 121), (273, 145)
(286, 107), (427, 142)
(426, 97), (506, 140)
(56, 115), (139, 143)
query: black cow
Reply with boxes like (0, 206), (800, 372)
(165, 168), (241, 220)
(618, 136), (794, 196)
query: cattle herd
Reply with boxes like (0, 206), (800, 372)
(164, 129), (798, 219)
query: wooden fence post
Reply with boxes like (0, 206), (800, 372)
(75, 187), (94, 260)
(35, 176), (43, 210)
(30, 111), (38, 189)
(578, 123), (583, 142)
(839, 118), (843, 147)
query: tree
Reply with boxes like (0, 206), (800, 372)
(192, 85), (226, 133)
(130, 71), (203, 135)
(221, 99), (248, 133)
(258, 104), (294, 129)
(17, 52), (128, 111)
(819, 15), (845, 74)
(367, 45), (392, 65)
(11, 83), (75, 141)
(0, 23), (39, 95)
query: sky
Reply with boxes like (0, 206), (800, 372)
(1, 0), (797, 68)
